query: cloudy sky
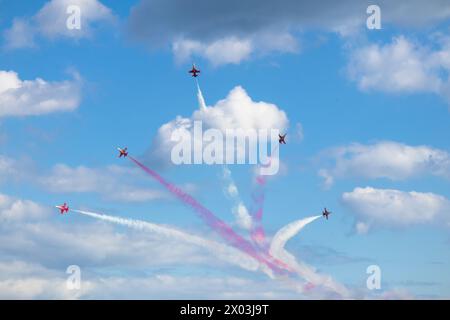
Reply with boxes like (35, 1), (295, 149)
(0, 0), (449, 299)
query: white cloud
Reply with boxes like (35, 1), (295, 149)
(0, 263), (414, 299)
(347, 36), (450, 102)
(147, 85), (289, 165)
(233, 202), (252, 230)
(0, 196), (330, 299)
(173, 37), (253, 66)
(378, 288), (415, 300)
(0, 70), (82, 117)
(82, 274), (296, 299)
(318, 169), (334, 189)
(106, 188), (166, 202)
(42, 164), (104, 193)
(3, 19), (36, 49)
(3, 0), (115, 49)
(172, 32), (298, 66)
(318, 141), (450, 187)
(0, 193), (419, 298)
(0, 194), (289, 299)
(0, 193), (234, 271)
(129, 0), (450, 65)
(0, 258), (295, 299)
(294, 122), (304, 142)
(0, 155), (25, 183)
(355, 221), (369, 235)
(35, 0), (115, 39)
(40, 163), (168, 202)
(342, 187), (450, 233)
(0, 260), (89, 299)
(0, 155), (167, 203)
(0, 194), (49, 222)
(193, 86), (288, 131)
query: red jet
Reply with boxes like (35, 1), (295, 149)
(189, 64), (200, 77)
(117, 147), (128, 158)
(56, 202), (69, 214)
(322, 208), (332, 220)
(278, 134), (286, 144)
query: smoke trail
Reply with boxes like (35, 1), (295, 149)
(127, 155), (289, 273)
(270, 216), (320, 253)
(73, 209), (274, 275)
(269, 215), (350, 298)
(196, 79), (206, 110)
(221, 165), (253, 230)
(249, 184), (266, 246)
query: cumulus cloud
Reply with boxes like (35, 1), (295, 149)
(0, 70), (82, 117)
(81, 274), (298, 299)
(0, 260), (89, 299)
(0, 194), (49, 222)
(0, 155), (25, 183)
(342, 187), (450, 233)
(0, 193), (248, 272)
(0, 258), (296, 299)
(0, 194), (334, 299)
(347, 36), (450, 102)
(318, 141), (450, 187)
(147, 85), (289, 166)
(0, 217), (209, 272)
(3, 19), (36, 49)
(0, 198), (241, 298)
(128, 0), (450, 65)
(0, 263), (415, 299)
(3, 0), (115, 49)
(0, 192), (422, 298)
(172, 33), (298, 66)
(193, 86), (288, 131)
(173, 37), (254, 66)
(40, 163), (168, 202)
(0, 155), (167, 203)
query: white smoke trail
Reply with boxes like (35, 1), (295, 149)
(221, 166), (253, 230)
(73, 209), (274, 277)
(270, 216), (320, 253)
(196, 80), (207, 110)
(270, 215), (351, 298)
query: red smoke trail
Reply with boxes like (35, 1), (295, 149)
(250, 144), (279, 246)
(128, 155), (290, 273)
(250, 189), (266, 245)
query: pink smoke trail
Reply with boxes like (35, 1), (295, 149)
(128, 155), (291, 273)
(250, 144), (280, 246)
(250, 191), (266, 245)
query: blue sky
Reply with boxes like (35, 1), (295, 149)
(0, 0), (449, 299)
